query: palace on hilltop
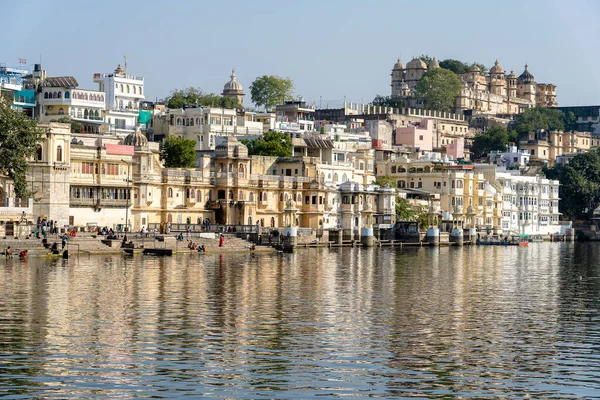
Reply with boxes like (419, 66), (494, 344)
(391, 57), (557, 115)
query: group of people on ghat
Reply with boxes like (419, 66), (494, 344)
(187, 241), (207, 252)
(34, 217), (59, 239)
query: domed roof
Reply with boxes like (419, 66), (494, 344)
(518, 64), (535, 83)
(489, 60), (504, 74)
(470, 64), (481, 73)
(124, 126), (148, 147)
(393, 58), (404, 70)
(406, 57), (427, 70)
(507, 70), (517, 79)
(428, 57), (440, 69)
(223, 69), (243, 93)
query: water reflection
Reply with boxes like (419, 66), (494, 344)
(0, 244), (599, 397)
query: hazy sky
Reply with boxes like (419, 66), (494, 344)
(5, 0), (599, 108)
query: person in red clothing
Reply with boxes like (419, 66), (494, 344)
(219, 234), (225, 247)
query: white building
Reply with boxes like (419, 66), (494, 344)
(93, 64), (145, 137)
(478, 166), (562, 235)
(489, 143), (530, 169)
(38, 76), (106, 134)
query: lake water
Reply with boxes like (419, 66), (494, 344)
(1, 244), (600, 398)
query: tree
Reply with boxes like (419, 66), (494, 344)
(419, 54), (433, 66)
(160, 136), (196, 168)
(371, 95), (407, 108)
(438, 59), (470, 74)
(240, 131), (292, 157)
(396, 197), (415, 221)
(249, 75), (294, 111)
(165, 87), (241, 109)
(414, 68), (462, 111)
(0, 99), (44, 197)
(50, 116), (82, 133)
(165, 87), (203, 109)
(564, 111), (578, 132)
(545, 148), (600, 220)
(513, 107), (565, 135)
(471, 125), (511, 159)
(375, 175), (397, 188)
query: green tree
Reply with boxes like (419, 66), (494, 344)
(438, 59), (470, 74)
(419, 54), (433, 66)
(240, 131), (292, 157)
(513, 107), (565, 135)
(375, 175), (397, 188)
(471, 125), (511, 159)
(165, 87), (203, 109)
(0, 99), (44, 197)
(564, 111), (578, 132)
(50, 116), (82, 133)
(371, 95), (406, 108)
(414, 68), (462, 111)
(545, 148), (600, 220)
(165, 87), (241, 109)
(160, 135), (196, 168)
(249, 75), (294, 111)
(396, 197), (415, 221)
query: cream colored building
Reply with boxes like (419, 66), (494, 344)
(391, 58), (557, 115)
(519, 130), (592, 166)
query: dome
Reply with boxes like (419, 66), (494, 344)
(428, 57), (440, 69)
(223, 69), (243, 93)
(124, 126), (148, 147)
(406, 57), (427, 70)
(518, 64), (535, 83)
(489, 60), (504, 74)
(393, 58), (404, 70)
(470, 64), (481, 73)
(507, 70), (517, 79)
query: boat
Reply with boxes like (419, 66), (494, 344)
(528, 235), (544, 243)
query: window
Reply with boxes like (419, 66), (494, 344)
(64, 91), (70, 99)
(56, 146), (63, 162)
(168, 188), (173, 197)
(81, 162), (94, 174)
(419, 135), (424, 141)
(36, 146), (43, 161)
(58, 108), (64, 115)
(102, 163), (119, 175)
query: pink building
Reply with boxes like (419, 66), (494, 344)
(394, 119), (433, 151)
(446, 137), (465, 159)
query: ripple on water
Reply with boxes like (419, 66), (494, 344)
(0, 244), (600, 398)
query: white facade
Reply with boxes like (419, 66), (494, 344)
(496, 172), (561, 235)
(489, 144), (530, 169)
(93, 65), (144, 137)
(39, 87), (106, 133)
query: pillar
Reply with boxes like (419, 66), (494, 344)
(450, 228), (464, 246)
(283, 227), (297, 253)
(361, 227), (374, 247)
(565, 228), (575, 242)
(426, 228), (440, 246)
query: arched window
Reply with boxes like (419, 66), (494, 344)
(190, 189), (195, 198)
(57, 92), (62, 99)
(391, 166), (397, 173)
(127, 85), (130, 93)
(77, 109), (83, 118)
(228, 190), (234, 200)
(238, 191), (244, 200)
(190, 118), (194, 126)
(133, 86), (136, 94)
(168, 187), (173, 197)
(56, 145), (63, 162)
(342, 173), (348, 182)
(167, 213), (173, 223)
(84, 109), (89, 119)
(197, 190), (202, 202)
(284, 193), (288, 201)
(297, 194), (302, 202)
(279, 193), (284, 202)
(53, 92), (58, 99)
(58, 108), (64, 115)
(120, 84), (124, 92)
(44, 92), (48, 99)
(270, 217), (275, 227)
(334, 173), (339, 182)
(36, 146), (42, 161)
(195, 118), (200, 125)
(64, 91), (70, 99)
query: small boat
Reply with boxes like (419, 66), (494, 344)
(528, 235), (544, 243)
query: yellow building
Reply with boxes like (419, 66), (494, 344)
(519, 130), (592, 166)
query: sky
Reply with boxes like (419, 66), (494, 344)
(5, 0), (600, 109)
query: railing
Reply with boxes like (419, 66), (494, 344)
(147, 223), (257, 234)
(94, 73), (144, 82)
